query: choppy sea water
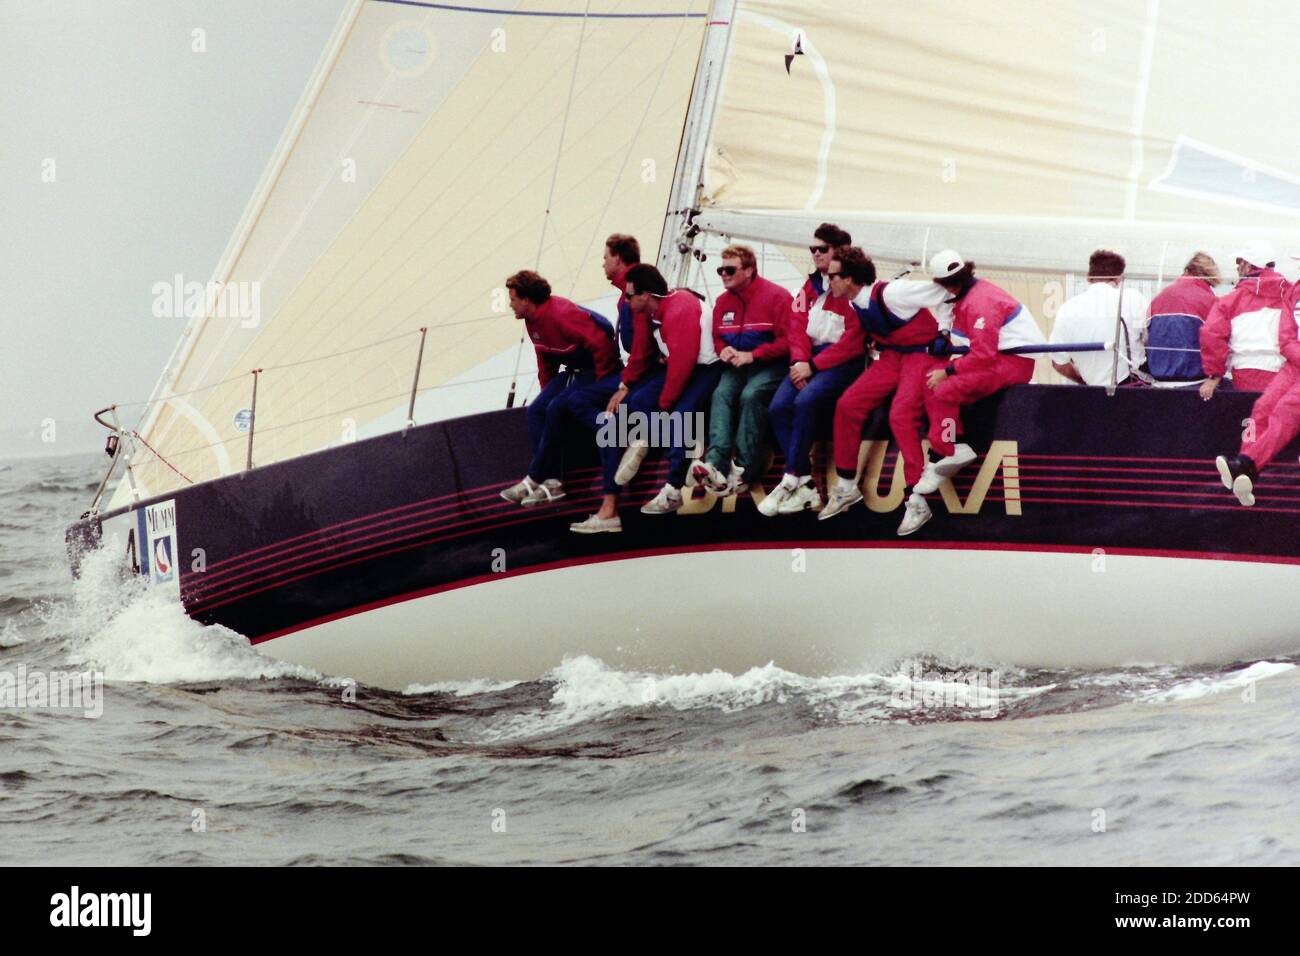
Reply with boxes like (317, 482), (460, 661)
(2, 452), (1298, 866)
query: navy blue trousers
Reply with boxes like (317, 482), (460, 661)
(768, 353), (863, 477)
(526, 369), (595, 483)
(564, 371), (630, 494)
(611, 362), (725, 489)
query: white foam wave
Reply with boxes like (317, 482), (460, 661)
(43, 538), (319, 684)
(0, 619), (26, 648)
(1143, 660), (1296, 703)
(482, 655), (1050, 740)
(403, 678), (522, 697)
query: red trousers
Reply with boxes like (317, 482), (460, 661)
(1230, 368), (1276, 392)
(832, 350), (941, 485)
(925, 354), (1035, 456)
(1240, 363), (1300, 469)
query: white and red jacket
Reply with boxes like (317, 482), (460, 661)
(711, 275), (794, 362)
(651, 290), (718, 409)
(788, 289), (865, 371)
(943, 279), (1044, 375)
(526, 295), (621, 388)
(791, 270), (828, 317)
(1200, 268), (1291, 377)
(849, 279), (952, 349)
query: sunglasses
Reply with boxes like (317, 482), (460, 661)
(827, 271), (847, 280)
(809, 244), (830, 255)
(716, 266), (739, 277)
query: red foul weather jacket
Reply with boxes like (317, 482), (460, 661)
(653, 290), (716, 410)
(943, 279), (1043, 375)
(526, 295), (621, 388)
(711, 275), (794, 362)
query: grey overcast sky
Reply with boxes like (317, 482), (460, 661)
(0, 0), (349, 442)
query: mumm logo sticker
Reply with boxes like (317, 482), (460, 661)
(861, 440), (1021, 516)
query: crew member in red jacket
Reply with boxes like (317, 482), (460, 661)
(569, 265), (723, 532)
(762, 224), (863, 517)
(1217, 281), (1300, 506)
(817, 248), (954, 537)
(1146, 251), (1220, 384)
(558, 235), (662, 509)
(602, 233), (645, 363)
(791, 223), (848, 317)
(689, 244), (793, 496)
(499, 270), (621, 508)
(915, 249), (1044, 500)
(1200, 241), (1289, 397)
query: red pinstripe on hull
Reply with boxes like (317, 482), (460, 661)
(183, 448), (1300, 614)
(197, 468), (605, 575)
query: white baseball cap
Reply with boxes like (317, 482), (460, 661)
(929, 249), (966, 279)
(1235, 239), (1277, 269)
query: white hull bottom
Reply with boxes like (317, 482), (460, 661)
(259, 548), (1300, 689)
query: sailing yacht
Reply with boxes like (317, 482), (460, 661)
(66, 1), (1300, 688)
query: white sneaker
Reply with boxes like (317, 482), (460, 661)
(615, 441), (650, 486)
(500, 476), (538, 504)
(914, 444), (978, 494)
(1215, 455), (1234, 491)
(1232, 474), (1255, 507)
(689, 460), (730, 494)
(640, 483), (683, 515)
(817, 481), (863, 520)
(520, 479), (565, 508)
(896, 492), (932, 536)
(936, 443), (978, 475)
(757, 475), (798, 517)
(913, 463), (942, 495)
(569, 513), (622, 534)
(728, 462), (748, 495)
(778, 478), (821, 514)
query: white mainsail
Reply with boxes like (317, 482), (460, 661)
(691, 0), (1300, 278)
(111, 0), (709, 508)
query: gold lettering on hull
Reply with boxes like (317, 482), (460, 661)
(937, 441), (1020, 515)
(851, 439), (1021, 516)
(676, 441), (1021, 516)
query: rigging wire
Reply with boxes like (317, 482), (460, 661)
(567, 0), (698, 302)
(129, 431), (195, 485)
(507, 0), (594, 409)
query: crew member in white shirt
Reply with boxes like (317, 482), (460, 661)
(1049, 250), (1149, 387)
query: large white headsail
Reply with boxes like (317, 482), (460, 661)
(113, 0), (709, 509)
(693, 0), (1300, 277)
